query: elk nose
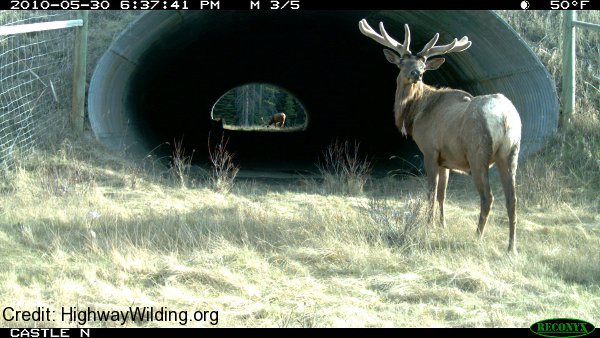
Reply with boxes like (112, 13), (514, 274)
(410, 69), (421, 78)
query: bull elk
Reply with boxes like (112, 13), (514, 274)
(267, 112), (286, 128)
(359, 19), (522, 253)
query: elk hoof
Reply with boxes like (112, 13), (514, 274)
(476, 229), (484, 240)
(508, 244), (517, 255)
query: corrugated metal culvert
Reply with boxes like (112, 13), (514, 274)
(89, 10), (558, 170)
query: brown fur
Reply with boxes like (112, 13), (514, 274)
(267, 112), (286, 128)
(395, 85), (473, 136)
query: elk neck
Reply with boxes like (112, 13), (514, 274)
(394, 81), (437, 137)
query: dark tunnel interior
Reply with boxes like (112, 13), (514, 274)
(129, 12), (426, 173)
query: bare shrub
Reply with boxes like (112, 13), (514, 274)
(317, 140), (372, 195)
(169, 138), (194, 188)
(366, 194), (428, 250)
(207, 133), (240, 193)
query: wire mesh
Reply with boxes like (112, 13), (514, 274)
(0, 11), (76, 170)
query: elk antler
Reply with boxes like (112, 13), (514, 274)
(359, 19), (411, 56)
(417, 34), (471, 59)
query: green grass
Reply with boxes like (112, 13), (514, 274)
(0, 10), (599, 328)
(222, 125), (306, 132)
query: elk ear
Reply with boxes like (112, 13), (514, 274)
(383, 49), (402, 65)
(425, 57), (445, 70)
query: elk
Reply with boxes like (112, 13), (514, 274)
(359, 19), (522, 253)
(266, 112), (286, 128)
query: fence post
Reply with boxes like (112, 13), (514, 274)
(71, 10), (88, 132)
(560, 10), (576, 127)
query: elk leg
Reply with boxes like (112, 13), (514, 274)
(471, 164), (493, 239)
(424, 153), (440, 227)
(497, 150), (519, 254)
(437, 168), (449, 228)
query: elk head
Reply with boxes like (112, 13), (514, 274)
(358, 19), (472, 85)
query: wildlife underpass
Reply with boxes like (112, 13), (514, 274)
(88, 10), (559, 174)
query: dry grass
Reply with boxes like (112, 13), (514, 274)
(0, 10), (599, 328)
(317, 140), (372, 195)
(1, 135), (598, 327)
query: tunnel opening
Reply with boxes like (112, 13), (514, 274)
(89, 10), (558, 176)
(211, 83), (309, 132)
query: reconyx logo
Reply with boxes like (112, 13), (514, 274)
(530, 318), (595, 338)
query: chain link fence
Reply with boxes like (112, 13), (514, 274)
(0, 11), (77, 170)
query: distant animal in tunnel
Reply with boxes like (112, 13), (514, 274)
(266, 112), (286, 128)
(359, 19), (522, 254)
